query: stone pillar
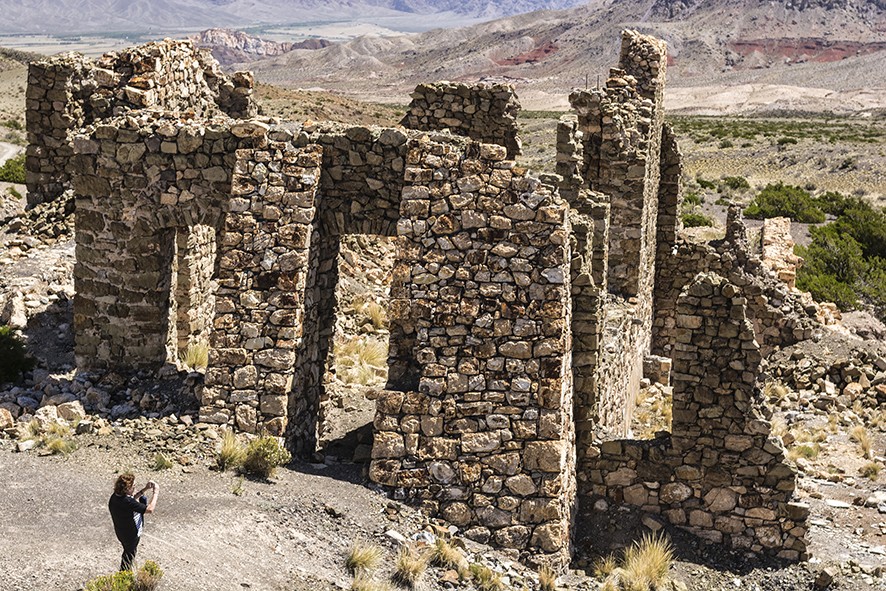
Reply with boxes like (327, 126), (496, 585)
(651, 122), (683, 356)
(203, 139), (322, 435)
(370, 138), (576, 566)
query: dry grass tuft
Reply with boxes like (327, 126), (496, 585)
(346, 541), (384, 575)
(430, 538), (467, 574)
(335, 336), (388, 386)
(787, 443), (820, 461)
(469, 563), (504, 591)
(600, 534), (674, 591)
(392, 544), (429, 589)
(850, 425), (873, 459)
(593, 554), (618, 580)
(621, 533), (673, 590)
(538, 566), (558, 591)
(217, 430), (246, 471)
(180, 341), (209, 370)
(43, 434), (77, 455)
(860, 462), (881, 479)
(359, 300), (388, 331)
(152, 453), (173, 470)
(764, 381), (790, 402)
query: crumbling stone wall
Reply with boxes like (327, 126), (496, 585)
(26, 39), (258, 206)
(401, 82), (522, 159)
(652, 207), (819, 358)
(70, 115), (319, 436)
(585, 273), (809, 561)
(369, 139), (576, 566)
(570, 31), (667, 300)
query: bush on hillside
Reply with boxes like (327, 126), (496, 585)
(744, 183), (825, 223)
(0, 153), (25, 184)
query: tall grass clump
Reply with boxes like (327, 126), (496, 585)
(430, 538), (468, 575)
(538, 566), (558, 591)
(392, 544), (429, 589)
(217, 430), (246, 471)
(468, 563), (504, 591)
(180, 341), (209, 370)
(599, 534), (674, 591)
(850, 425), (873, 459)
(346, 541), (384, 575)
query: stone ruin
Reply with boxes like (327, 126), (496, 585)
(26, 39), (258, 207)
(25, 31), (820, 567)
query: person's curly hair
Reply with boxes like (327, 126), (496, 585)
(114, 473), (135, 495)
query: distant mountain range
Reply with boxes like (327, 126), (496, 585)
(0, 0), (590, 35)
(242, 0), (886, 113)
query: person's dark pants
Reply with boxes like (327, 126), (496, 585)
(119, 536), (140, 571)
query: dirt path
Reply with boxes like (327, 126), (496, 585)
(0, 438), (425, 591)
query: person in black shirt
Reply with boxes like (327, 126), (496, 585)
(108, 473), (159, 571)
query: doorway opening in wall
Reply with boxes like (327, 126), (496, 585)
(319, 234), (396, 462)
(630, 356), (673, 439)
(165, 224), (218, 374)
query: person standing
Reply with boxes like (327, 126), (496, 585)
(108, 473), (159, 571)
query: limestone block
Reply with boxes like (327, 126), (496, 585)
(372, 432), (406, 459)
(704, 488), (738, 512)
(57, 401), (86, 422)
(524, 441), (564, 473)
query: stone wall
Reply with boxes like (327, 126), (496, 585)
(369, 138), (576, 567)
(584, 273), (809, 561)
(401, 82), (522, 159)
(26, 40), (258, 206)
(651, 207), (819, 358)
(570, 31), (667, 300)
(70, 115), (320, 436)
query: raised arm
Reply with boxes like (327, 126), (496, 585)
(144, 482), (159, 514)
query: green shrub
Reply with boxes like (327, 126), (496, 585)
(815, 191), (849, 216)
(683, 191), (703, 206)
(84, 571), (135, 591)
(242, 435), (291, 478)
(718, 139), (734, 149)
(134, 560), (163, 591)
(84, 561), (163, 591)
(681, 213), (714, 228)
(776, 136), (798, 146)
(744, 183), (825, 223)
(0, 153), (25, 183)
(721, 176), (750, 190)
(696, 177), (716, 190)
(0, 326), (36, 384)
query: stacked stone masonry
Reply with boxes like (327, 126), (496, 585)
(26, 39), (258, 206)
(588, 273), (809, 561)
(31, 31), (823, 568)
(401, 82), (522, 159)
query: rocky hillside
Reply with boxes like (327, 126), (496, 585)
(192, 29), (332, 66)
(0, 0), (589, 35)
(246, 0), (886, 112)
